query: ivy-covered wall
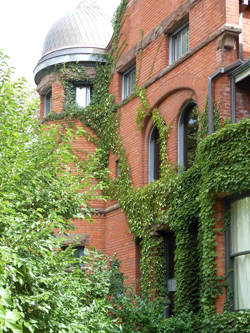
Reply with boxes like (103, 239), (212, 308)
(39, 0), (250, 322)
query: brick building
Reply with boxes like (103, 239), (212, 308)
(34, 0), (250, 316)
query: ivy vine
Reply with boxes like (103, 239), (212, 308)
(42, 0), (250, 319)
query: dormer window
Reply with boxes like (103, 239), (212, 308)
(122, 65), (136, 98)
(44, 89), (52, 116)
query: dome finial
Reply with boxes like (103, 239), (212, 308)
(77, 0), (100, 10)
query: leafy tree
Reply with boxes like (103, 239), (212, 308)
(0, 52), (171, 332)
(0, 51), (118, 332)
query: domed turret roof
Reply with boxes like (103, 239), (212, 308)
(34, 0), (113, 85)
(42, 0), (112, 56)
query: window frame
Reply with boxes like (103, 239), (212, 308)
(122, 64), (136, 99)
(169, 22), (189, 64)
(148, 125), (160, 183)
(178, 101), (198, 170)
(116, 160), (121, 177)
(62, 246), (85, 271)
(65, 82), (92, 109)
(225, 192), (250, 311)
(162, 232), (176, 318)
(44, 88), (52, 116)
(75, 85), (92, 108)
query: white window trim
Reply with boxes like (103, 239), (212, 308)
(169, 22), (189, 64)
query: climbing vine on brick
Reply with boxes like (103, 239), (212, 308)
(43, 0), (250, 323)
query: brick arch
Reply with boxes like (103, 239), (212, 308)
(143, 89), (198, 130)
(141, 73), (203, 130)
(148, 73), (204, 109)
(143, 87), (199, 169)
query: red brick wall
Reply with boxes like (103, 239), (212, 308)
(51, 81), (64, 113)
(235, 80), (250, 121)
(40, 95), (45, 118)
(110, 0), (241, 311)
(190, 0), (225, 48)
(105, 209), (140, 286)
(137, 35), (168, 85)
(243, 7), (250, 60)
(38, 0), (246, 310)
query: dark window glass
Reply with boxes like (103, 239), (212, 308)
(149, 126), (160, 182)
(123, 65), (136, 98)
(63, 246), (84, 268)
(44, 89), (52, 116)
(116, 161), (121, 177)
(185, 106), (198, 169)
(163, 232), (176, 317)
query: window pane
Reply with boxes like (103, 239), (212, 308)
(76, 87), (91, 107)
(73, 247), (84, 259)
(123, 66), (136, 98)
(231, 197), (250, 254)
(186, 106), (198, 168)
(45, 89), (52, 115)
(172, 24), (189, 62)
(131, 70), (136, 91)
(234, 254), (250, 310)
(182, 27), (189, 54)
(148, 126), (160, 182)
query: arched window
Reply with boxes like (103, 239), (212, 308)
(44, 89), (52, 116)
(148, 126), (160, 183)
(178, 102), (198, 170)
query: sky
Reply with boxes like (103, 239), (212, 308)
(0, 0), (120, 86)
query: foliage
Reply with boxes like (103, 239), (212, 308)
(187, 106), (199, 168)
(34, 0), (250, 329)
(108, 260), (168, 333)
(0, 51), (121, 332)
(162, 310), (250, 332)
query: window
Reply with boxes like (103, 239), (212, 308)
(65, 83), (92, 109)
(148, 126), (160, 183)
(122, 65), (136, 98)
(63, 246), (85, 271)
(75, 86), (91, 107)
(178, 102), (198, 170)
(44, 89), (52, 116)
(109, 259), (124, 296)
(227, 194), (250, 310)
(170, 22), (189, 63)
(163, 232), (176, 317)
(116, 160), (121, 177)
